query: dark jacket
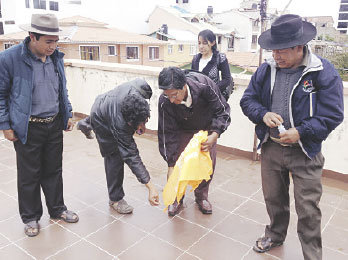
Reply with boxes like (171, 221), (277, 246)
(240, 48), (344, 159)
(191, 50), (233, 100)
(0, 37), (72, 144)
(90, 79), (152, 184)
(158, 72), (231, 167)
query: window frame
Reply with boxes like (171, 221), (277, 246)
(168, 44), (173, 55)
(79, 45), (100, 61)
(178, 44), (184, 52)
(108, 45), (117, 56)
(4, 43), (15, 50)
(148, 46), (160, 61)
(189, 44), (196, 55)
(126, 46), (140, 61)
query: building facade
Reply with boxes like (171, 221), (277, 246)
(338, 0), (348, 34)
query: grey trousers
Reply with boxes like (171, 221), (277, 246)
(261, 140), (324, 260)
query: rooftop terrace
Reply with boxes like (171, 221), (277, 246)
(0, 128), (347, 260)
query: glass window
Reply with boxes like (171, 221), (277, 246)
(0, 22), (3, 35)
(168, 44), (173, 55)
(218, 36), (222, 44)
(339, 5), (348, 12)
(108, 46), (116, 56)
(49, 1), (59, 11)
(149, 46), (159, 60)
(338, 22), (348, 28)
(80, 46), (100, 61)
(178, 44), (184, 52)
(34, 0), (46, 10)
(25, 0), (30, 8)
(228, 36), (234, 49)
(252, 35), (258, 44)
(4, 43), (15, 49)
(127, 46), (139, 59)
(339, 13), (348, 20)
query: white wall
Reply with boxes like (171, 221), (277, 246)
(64, 60), (348, 175)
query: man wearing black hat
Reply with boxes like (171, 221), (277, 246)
(0, 14), (79, 237)
(240, 14), (344, 259)
(158, 67), (230, 216)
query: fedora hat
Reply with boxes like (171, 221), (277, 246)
(20, 13), (65, 36)
(258, 14), (317, 50)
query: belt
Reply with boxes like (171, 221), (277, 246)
(29, 114), (58, 124)
(269, 137), (300, 147)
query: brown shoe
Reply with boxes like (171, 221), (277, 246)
(195, 199), (212, 214)
(168, 200), (183, 216)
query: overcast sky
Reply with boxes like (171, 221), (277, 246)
(77, 0), (342, 33)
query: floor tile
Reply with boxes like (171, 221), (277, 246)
(188, 231), (249, 260)
(207, 188), (248, 213)
(87, 220), (146, 256)
(118, 235), (182, 260)
(153, 216), (208, 250)
(213, 213), (265, 246)
(266, 233), (303, 260)
(15, 224), (80, 260)
(51, 240), (114, 260)
(322, 225), (348, 255)
(233, 200), (270, 225)
(0, 244), (33, 259)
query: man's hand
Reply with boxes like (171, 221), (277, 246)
(279, 127), (300, 143)
(201, 132), (218, 152)
(145, 181), (160, 206)
(3, 129), (18, 142)
(263, 112), (283, 128)
(65, 118), (75, 132)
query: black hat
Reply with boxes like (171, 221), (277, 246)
(258, 14), (317, 50)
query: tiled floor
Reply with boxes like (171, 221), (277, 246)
(0, 128), (347, 260)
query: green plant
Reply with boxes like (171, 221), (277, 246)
(327, 52), (348, 81)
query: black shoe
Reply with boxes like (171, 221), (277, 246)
(195, 199), (212, 214)
(168, 200), (183, 216)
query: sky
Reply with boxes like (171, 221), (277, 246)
(76, 0), (342, 33)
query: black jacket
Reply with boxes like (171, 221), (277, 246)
(158, 72), (231, 167)
(90, 79), (152, 184)
(191, 50), (233, 100)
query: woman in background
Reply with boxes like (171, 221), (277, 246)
(191, 29), (233, 101)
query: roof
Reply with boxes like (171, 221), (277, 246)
(0, 16), (165, 45)
(304, 16), (334, 24)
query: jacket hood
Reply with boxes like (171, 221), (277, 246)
(132, 78), (152, 99)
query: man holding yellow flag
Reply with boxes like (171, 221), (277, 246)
(158, 67), (231, 216)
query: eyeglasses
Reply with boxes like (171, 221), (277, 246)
(163, 92), (179, 99)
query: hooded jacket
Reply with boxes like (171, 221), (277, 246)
(240, 48), (344, 159)
(158, 72), (231, 167)
(0, 37), (72, 144)
(90, 78), (152, 184)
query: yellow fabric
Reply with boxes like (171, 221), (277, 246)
(163, 130), (213, 210)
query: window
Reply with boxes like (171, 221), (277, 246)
(183, 0), (189, 3)
(228, 36), (234, 49)
(108, 46), (117, 56)
(80, 46), (100, 61)
(0, 22), (3, 35)
(149, 46), (159, 60)
(168, 44), (173, 55)
(252, 35), (258, 44)
(34, 0), (46, 10)
(338, 22), (348, 28)
(190, 45), (196, 55)
(4, 43), (15, 49)
(339, 5), (348, 12)
(218, 36), (222, 44)
(49, 1), (59, 11)
(178, 44), (184, 52)
(339, 13), (348, 20)
(5, 21), (15, 25)
(25, 0), (30, 8)
(126, 46), (139, 60)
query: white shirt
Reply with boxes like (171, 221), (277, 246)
(181, 85), (192, 107)
(199, 54), (213, 72)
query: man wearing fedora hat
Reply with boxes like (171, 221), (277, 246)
(240, 14), (344, 259)
(0, 14), (79, 237)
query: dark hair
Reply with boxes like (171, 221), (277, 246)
(158, 67), (187, 90)
(198, 29), (217, 51)
(121, 94), (150, 129)
(29, 32), (44, 40)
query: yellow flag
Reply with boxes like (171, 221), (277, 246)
(163, 130), (213, 211)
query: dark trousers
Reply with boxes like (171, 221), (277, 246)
(178, 132), (217, 201)
(104, 149), (125, 202)
(261, 140), (324, 260)
(13, 117), (67, 224)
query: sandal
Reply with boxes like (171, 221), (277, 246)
(24, 221), (40, 237)
(109, 199), (133, 214)
(253, 236), (283, 253)
(58, 210), (79, 223)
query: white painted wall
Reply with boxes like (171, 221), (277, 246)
(64, 60), (348, 175)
